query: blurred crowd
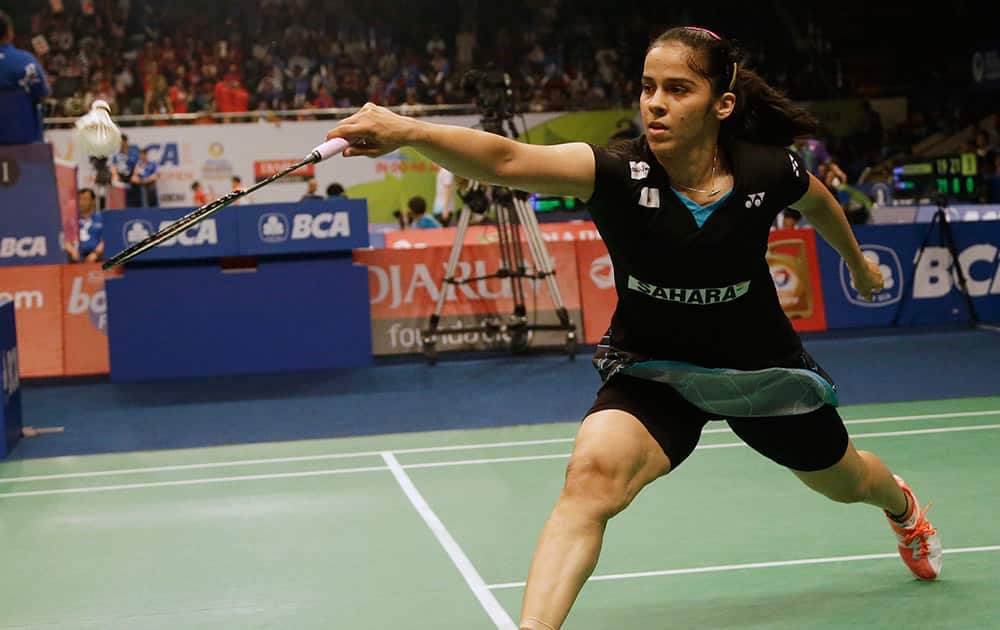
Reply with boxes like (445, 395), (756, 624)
(16, 0), (895, 121)
(4, 0), (997, 221)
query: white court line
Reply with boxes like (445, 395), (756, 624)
(0, 465), (389, 498)
(1, 423), (998, 499)
(486, 545), (1000, 590)
(407, 453), (572, 469)
(0, 438), (576, 484)
(3, 409), (999, 484)
(382, 452), (516, 630)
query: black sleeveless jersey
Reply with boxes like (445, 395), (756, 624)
(587, 136), (811, 371)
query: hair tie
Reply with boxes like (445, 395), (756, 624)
(684, 26), (722, 40)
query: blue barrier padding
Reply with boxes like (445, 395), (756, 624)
(102, 199), (368, 263)
(106, 258), (372, 381)
(0, 143), (67, 266)
(0, 300), (22, 457)
(817, 221), (1000, 327)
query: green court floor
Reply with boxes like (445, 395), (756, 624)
(2, 396), (999, 629)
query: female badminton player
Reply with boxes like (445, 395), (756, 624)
(327, 26), (941, 630)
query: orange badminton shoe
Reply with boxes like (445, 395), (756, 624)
(885, 475), (942, 580)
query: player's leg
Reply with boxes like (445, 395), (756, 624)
(728, 406), (941, 579)
(520, 376), (707, 630)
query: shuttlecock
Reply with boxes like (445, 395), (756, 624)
(73, 99), (122, 158)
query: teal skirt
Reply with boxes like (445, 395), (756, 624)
(594, 343), (838, 418)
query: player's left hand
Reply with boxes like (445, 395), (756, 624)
(849, 256), (884, 301)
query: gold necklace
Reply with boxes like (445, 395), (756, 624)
(671, 146), (721, 197)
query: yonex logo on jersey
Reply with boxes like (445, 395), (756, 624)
(746, 192), (766, 208)
(638, 187), (660, 208)
(627, 275), (751, 305)
(789, 154), (801, 177)
(629, 161), (650, 180)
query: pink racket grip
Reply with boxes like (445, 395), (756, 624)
(307, 137), (350, 163)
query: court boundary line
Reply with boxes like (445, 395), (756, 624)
(1, 423), (998, 498)
(485, 545), (1000, 590)
(3, 409), (999, 484)
(0, 465), (391, 498)
(382, 452), (517, 630)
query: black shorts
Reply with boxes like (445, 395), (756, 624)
(585, 374), (849, 472)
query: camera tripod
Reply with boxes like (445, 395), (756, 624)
(892, 195), (979, 327)
(420, 179), (577, 364)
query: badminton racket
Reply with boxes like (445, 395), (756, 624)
(102, 137), (351, 269)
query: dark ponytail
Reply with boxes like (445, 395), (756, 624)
(648, 27), (817, 146)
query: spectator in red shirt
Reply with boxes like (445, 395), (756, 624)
(214, 77), (233, 112)
(313, 85), (334, 109)
(191, 181), (208, 205)
(168, 77), (189, 113)
(229, 78), (249, 113)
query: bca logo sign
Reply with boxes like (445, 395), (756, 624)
(290, 212), (350, 240)
(913, 243), (1000, 298)
(0, 236), (47, 258)
(123, 219), (154, 245)
(840, 245), (902, 307)
(589, 255), (615, 289)
(258, 213), (289, 243)
(124, 219), (218, 247)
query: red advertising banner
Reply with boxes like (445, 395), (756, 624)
(353, 241), (582, 355)
(61, 263), (116, 375)
(253, 159), (315, 183)
(0, 265), (64, 377)
(574, 238), (617, 344)
(54, 159), (78, 245)
(107, 183), (127, 210)
(767, 228), (828, 332)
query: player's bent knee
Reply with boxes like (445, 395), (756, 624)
(561, 453), (635, 519)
